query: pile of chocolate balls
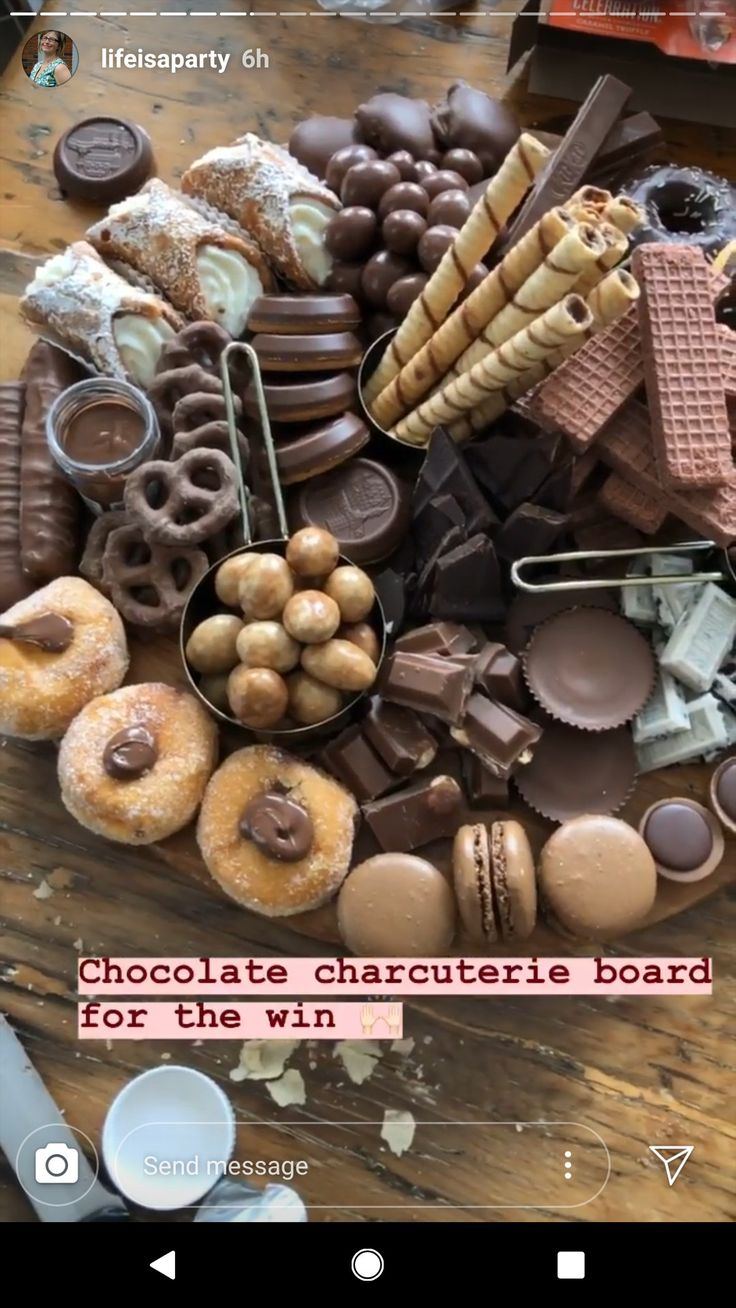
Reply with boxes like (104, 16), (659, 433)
(185, 528), (381, 730)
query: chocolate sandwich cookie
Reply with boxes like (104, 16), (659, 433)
(247, 293), (362, 335)
(275, 413), (369, 485)
(244, 373), (358, 423)
(251, 332), (363, 372)
(53, 117), (154, 204)
(452, 820), (536, 945)
(287, 457), (411, 565)
(640, 798), (724, 884)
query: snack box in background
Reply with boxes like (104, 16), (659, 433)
(507, 0), (736, 130)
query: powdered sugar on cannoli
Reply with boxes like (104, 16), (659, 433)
(21, 242), (183, 389)
(181, 133), (340, 290)
(87, 179), (273, 338)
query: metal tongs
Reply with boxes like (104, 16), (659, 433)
(511, 541), (732, 592)
(219, 340), (289, 544)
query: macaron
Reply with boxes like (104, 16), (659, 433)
(337, 853), (456, 957)
(538, 815), (657, 940)
(639, 798), (724, 883)
(452, 819), (536, 945)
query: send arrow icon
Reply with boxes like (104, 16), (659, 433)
(150, 1251), (176, 1281)
(649, 1145), (694, 1186)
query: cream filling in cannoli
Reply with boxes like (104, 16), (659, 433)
(112, 315), (177, 390)
(195, 245), (264, 338)
(290, 199), (335, 287)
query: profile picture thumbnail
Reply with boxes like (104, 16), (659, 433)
(22, 31), (78, 88)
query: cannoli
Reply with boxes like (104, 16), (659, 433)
(86, 178), (274, 339)
(181, 133), (340, 290)
(20, 341), (82, 584)
(20, 242), (184, 389)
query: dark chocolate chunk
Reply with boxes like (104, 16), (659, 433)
(372, 568), (406, 637)
(462, 753), (510, 808)
(380, 650), (475, 724)
(320, 726), (396, 802)
(395, 621), (478, 657)
(473, 643), (527, 711)
(495, 503), (568, 564)
(430, 535), (504, 623)
(362, 774), (463, 853)
(586, 111), (663, 185)
(413, 427), (497, 535)
(53, 117), (154, 203)
(451, 694), (543, 779)
(465, 432), (560, 513)
(413, 525), (466, 617)
(431, 81), (520, 174)
(363, 699), (438, 776)
(413, 493), (466, 565)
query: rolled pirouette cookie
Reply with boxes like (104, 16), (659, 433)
(573, 221), (629, 297)
(86, 178), (274, 338)
(0, 383), (35, 611)
(363, 132), (550, 406)
(20, 341), (82, 584)
(393, 294), (593, 445)
(20, 241), (184, 389)
(181, 133), (340, 290)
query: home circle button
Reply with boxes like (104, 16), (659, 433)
(351, 1248), (384, 1281)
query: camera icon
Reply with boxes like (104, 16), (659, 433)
(35, 1142), (79, 1185)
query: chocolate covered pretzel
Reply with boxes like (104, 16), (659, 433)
(124, 447), (239, 547)
(171, 391), (249, 468)
(148, 365), (222, 442)
(79, 509), (129, 592)
(156, 321), (233, 377)
(101, 521), (209, 631)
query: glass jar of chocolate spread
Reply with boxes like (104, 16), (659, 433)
(47, 378), (161, 512)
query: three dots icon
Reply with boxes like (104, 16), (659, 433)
(564, 1151), (573, 1181)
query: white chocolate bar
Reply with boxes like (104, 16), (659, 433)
(636, 692), (729, 772)
(659, 583), (736, 694)
(712, 670), (736, 708)
(621, 563), (658, 625)
(632, 668), (690, 744)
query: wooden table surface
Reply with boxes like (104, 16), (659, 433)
(1, 2), (735, 1225)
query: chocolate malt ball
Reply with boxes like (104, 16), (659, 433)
(238, 553), (294, 620)
(283, 590), (341, 644)
(324, 565), (376, 623)
(227, 665), (288, 729)
(361, 250), (412, 309)
(236, 621), (301, 673)
(340, 160), (401, 209)
(421, 169), (469, 200)
(325, 143), (378, 195)
(215, 553), (259, 608)
(286, 526), (340, 578)
(382, 210), (427, 257)
(339, 621), (381, 664)
(427, 187), (472, 229)
(301, 640), (377, 693)
(377, 182), (429, 221)
(186, 614), (243, 675)
(324, 207), (378, 262)
(418, 225), (458, 274)
(387, 272), (428, 317)
(287, 670), (343, 725)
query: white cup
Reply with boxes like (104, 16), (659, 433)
(101, 1065), (235, 1211)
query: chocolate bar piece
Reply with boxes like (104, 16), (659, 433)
(0, 383), (35, 612)
(464, 431), (560, 513)
(502, 74), (631, 248)
(363, 699), (437, 776)
(373, 567), (406, 637)
(362, 774), (463, 853)
(413, 493), (466, 565)
(429, 535), (504, 623)
(380, 650), (475, 724)
(320, 725), (396, 802)
(20, 342), (82, 583)
(495, 502), (567, 564)
(395, 621), (478, 657)
(451, 694), (543, 779)
(413, 427), (496, 535)
(412, 525), (465, 617)
(598, 472), (668, 535)
(598, 399), (736, 547)
(525, 302), (643, 451)
(635, 243), (731, 489)
(473, 643), (527, 712)
(587, 111), (663, 183)
(462, 753), (510, 808)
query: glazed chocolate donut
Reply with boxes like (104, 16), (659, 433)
(621, 164), (736, 257)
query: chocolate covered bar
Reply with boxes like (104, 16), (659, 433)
(635, 243), (731, 489)
(502, 74), (631, 248)
(451, 694), (543, 779)
(0, 384), (35, 611)
(598, 472), (667, 535)
(19, 342), (82, 583)
(362, 774), (463, 852)
(380, 650), (475, 724)
(363, 699), (438, 776)
(395, 622), (478, 657)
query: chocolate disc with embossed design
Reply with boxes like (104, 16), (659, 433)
(287, 457), (411, 565)
(53, 117), (154, 203)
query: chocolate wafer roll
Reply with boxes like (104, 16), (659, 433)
(0, 384), (35, 611)
(453, 222), (606, 374)
(20, 242), (184, 389)
(363, 133), (550, 406)
(602, 195), (645, 236)
(370, 207), (573, 431)
(87, 178), (274, 338)
(568, 185), (613, 211)
(393, 294), (593, 445)
(19, 342), (83, 584)
(573, 222), (629, 297)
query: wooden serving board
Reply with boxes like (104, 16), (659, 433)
(130, 633), (736, 954)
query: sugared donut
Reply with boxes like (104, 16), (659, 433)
(621, 164), (736, 257)
(197, 745), (358, 917)
(0, 577), (128, 740)
(58, 682), (218, 844)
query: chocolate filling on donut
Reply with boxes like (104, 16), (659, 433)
(0, 612), (73, 653)
(103, 725), (158, 781)
(239, 791), (313, 863)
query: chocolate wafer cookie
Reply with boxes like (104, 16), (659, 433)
(635, 243), (731, 489)
(598, 472), (667, 535)
(719, 323), (736, 433)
